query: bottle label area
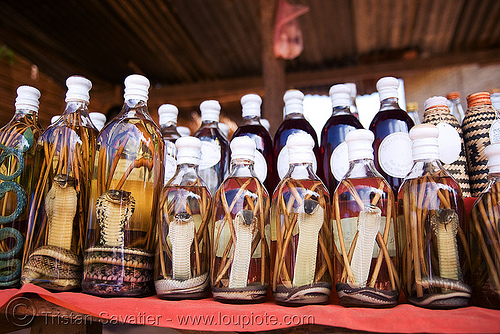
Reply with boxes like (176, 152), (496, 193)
(436, 122), (461, 164)
(163, 141), (177, 183)
(277, 146), (317, 179)
(253, 150), (267, 183)
(378, 132), (413, 178)
(330, 142), (349, 181)
(199, 140), (221, 170)
(489, 119), (500, 144)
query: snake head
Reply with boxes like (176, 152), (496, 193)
(53, 174), (76, 188)
(240, 209), (254, 226)
(439, 209), (459, 232)
(106, 189), (132, 204)
(174, 212), (192, 223)
(303, 199), (319, 215)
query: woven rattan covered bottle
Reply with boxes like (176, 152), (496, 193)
(158, 104), (181, 184)
(83, 74), (163, 296)
(271, 132), (332, 306)
(22, 76), (98, 291)
(462, 92), (498, 197)
(423, 96), (470, 197)
(211, 136), (270, 303)
(333, 129), (399, 307)
(397, 124), (470, 309)
(155, 136), (211, 299)
(470, 142), (500, 309)
(0, 86), (43, 288)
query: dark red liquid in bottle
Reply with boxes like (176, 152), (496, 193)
(320, 112), (363, 195)
(273, 115), (322, 190)
(233, 122), (274, 193)
(369, 100), (414, 195)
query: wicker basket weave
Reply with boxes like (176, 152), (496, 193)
(462, 92), (498, 197)
(423, 106), (471, 197)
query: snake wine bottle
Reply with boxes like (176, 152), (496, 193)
(470, 142), (500, 309)
(0, 86), (42, 288)
(21, 76), (98, 291)
(83, 75), (163, 297)
(271, 132), (333, 306)
(155, 136), (211, 299)
(397, 124), (470, 309)
(158, 104), (181, 185)
(211, 136), (270, 303)
(333, 129), (399, 307)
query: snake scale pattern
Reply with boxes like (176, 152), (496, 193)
(408, 209), (471, 308)
(83, 189), (154, 296)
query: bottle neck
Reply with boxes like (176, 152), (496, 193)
(14, 108), (38, 117)
(379, 97), (401, 111)
(407, 159), (446, 179)
(160, 123), (180, 136)
(64, 100), (89, 116)
(344, 158), (381, 179)
(229, 158), (256, 178)
(120, 99), (151, 119)
(170, 163), (201, 185)
(488, 172), (500, 182)
(332, 105), (351, 116)
(285, 162), (318, 180)
(241, 115), (261, 125)
(284, 112), (305, 120)
(201, 120), (219, 127)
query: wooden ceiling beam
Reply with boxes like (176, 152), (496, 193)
(149, 48), (500, 106)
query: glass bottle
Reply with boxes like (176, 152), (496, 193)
(462, 92), (498, 197)
(422, 96), (470, 197)
(446, 92), (466, 125)
(470, 142), (500, 309)
(345, 83), (359, 119)
(273, 90), (322, 190)
(406, 102), (421, 125)
(155, 136), (211, 299)
(0, 86), (42, 288)
(397, 124), (470, 309)
(369, 77), (415, 195)
(158, 104), (181, 185)
(83, 74), (163, 297)
(211, 136), (270, 303)
(22, 76), (98, 291)
(232, 94), (274, 193)
(194, 100), (229, 196)
(89, 112), (106, 132)
(321, 84), (363, 196)
(219, 123), (230, 142)
(261, 119), (272, 137)
(333, 129), (399, 307)
(177, 126), (191, 137)
(271, 132), (332, 305)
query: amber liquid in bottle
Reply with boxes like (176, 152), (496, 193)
(333, 177), (398, 307)
(0, 109), (42, 287)
(211, 175), (270, 303)
(321, 112), (363, 195)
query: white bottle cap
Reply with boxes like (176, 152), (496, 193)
(283, 89), (304, 116)
(241, 94), (262, 118)
(261, 119), (271, 132)
(89, 112), (106, 131)
(287, 132), (315, 164)
(410, 124), (439, 160)
(219, 123), (229, 138)
(345, 83), (357, 98)
(65, 76), (92, 103)
(345, 129), (374, 161)
(329, 84), (351, 108)
(200, 100), (220, 122)
(230, 136), (256, 162)
(158, 104), (178, 125)
(491, 93), (500, 110)
(486, 142), (500, 173)
(177, 126), (191, 137)
(176, 136), (201, 165)
(376, 77), (399, 101)
(424, 96), (448, 111)
(124, 74), (150, 102)
(51, 115), (61, 124)
(15, 85), (40, 112)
